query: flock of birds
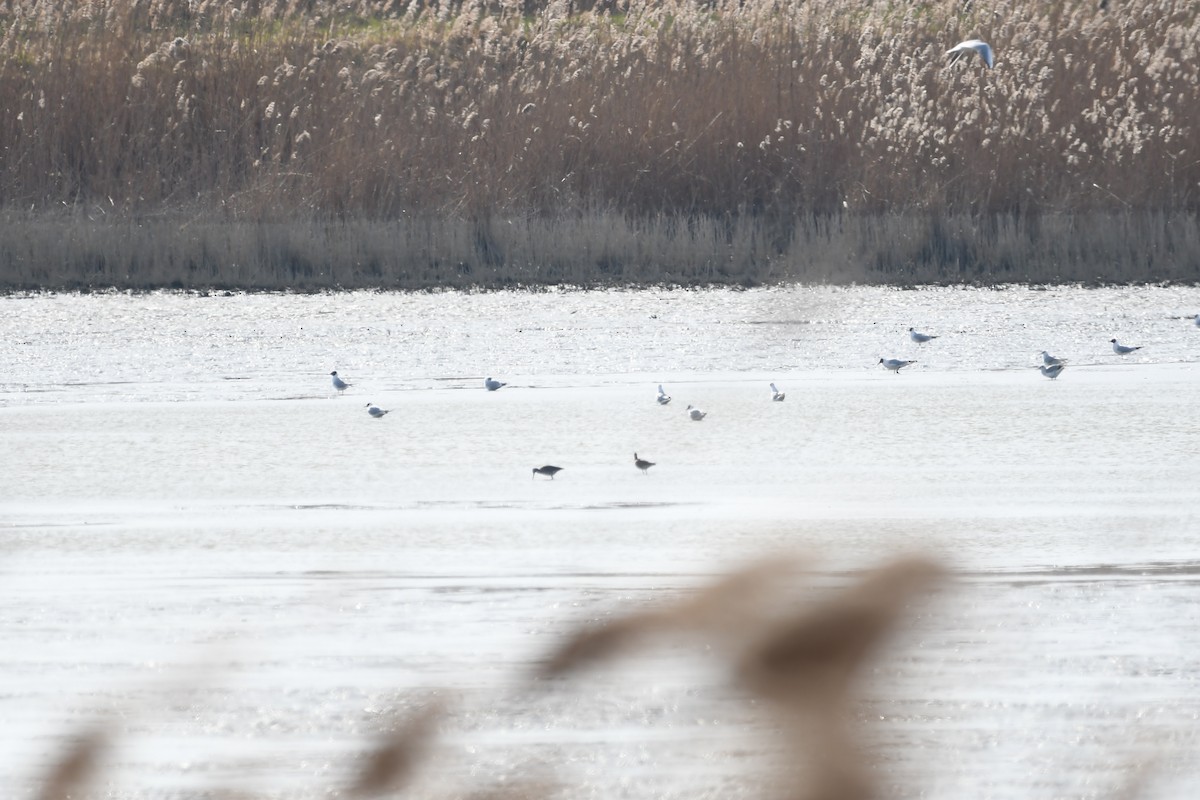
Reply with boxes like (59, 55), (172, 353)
(875, 322), (1193, 379)
(330, 312), (1198, 478)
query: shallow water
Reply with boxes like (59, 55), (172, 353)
(2, 286), (1200, 798)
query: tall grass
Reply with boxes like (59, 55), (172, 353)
(1, 0), (1198, 288)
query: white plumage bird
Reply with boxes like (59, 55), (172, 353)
(1039, 364), (1066, 380)
(366, 403), (389, 418)
(686, 404), (707, 421)
(770, 383), (786, 401)
(330, 370), (350, 393)
(879, 358), (917, 374)
(484, 377), (507, 391)
(1110, 339), (1143, 355)
(657, 384), (672, 405)
(1040, 351), (1068, 367)
(946, 39), (994, 68)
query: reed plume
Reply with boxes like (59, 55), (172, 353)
(347, 702), (442, 797)
(35, 727), (108, 800)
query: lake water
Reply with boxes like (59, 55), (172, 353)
(2, 285), (1200, 799)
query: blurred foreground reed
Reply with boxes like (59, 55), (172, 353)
(33, 555), (968, 799)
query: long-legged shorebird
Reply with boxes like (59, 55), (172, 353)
(634, 453), (655, 474)
(532, 465), (563, 480)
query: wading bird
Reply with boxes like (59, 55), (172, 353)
(879, 358), (917, 374)
(634, 453), (655, 474)
(946, 39), (994, 68)
(330, 371), (350, 393)
(532, 465), (563, 480)
(1110, 339), (1143, 355)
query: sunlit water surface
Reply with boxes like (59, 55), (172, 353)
(2, 286), (1200, 799)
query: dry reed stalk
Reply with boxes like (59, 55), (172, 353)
(347, 702), (443, 797)
(535, 557), (807, 679)
(35, 727), (108, 800)
(735, 557), (946, 800)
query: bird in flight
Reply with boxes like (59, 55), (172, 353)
(946, 39), (994, 68)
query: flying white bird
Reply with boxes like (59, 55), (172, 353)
(1110, 339), (1143, 355)
(330, 371), (350, 393)
(909, 327), (939, 344)
(879, 358), (917, 374)
(484, 377), (507, 391)
(532, 465), (564, 480)
(770, 382), (786, 401)
(946, 39), (994, 68)
(365, 403), (389, 418)
(657, 384), (672, 405)
(1040, 351), (1068, 367)
(1039, 364), (1066, 380)
(686, 404), (707, 421)
(634, 453), (655, 474)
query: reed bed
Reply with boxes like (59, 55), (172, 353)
(1, 0), (1198, 288)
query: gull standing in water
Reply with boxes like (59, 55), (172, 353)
(879, 358), (917, 374)
(657, 385), (672, 405)
(1039, 364), (1066, 380)
(1110, 339), (1143, 355)
(330, 371), (350, 393)
(909, 327), (939, 344)
(770, 383), (786, 401)
(484, 377), (507, 391)
(532, 465), (564, 480)
(687, 404), (707, 421)
(366, 403), (390, 418)
(1040, 351), (1068, 367)
(634, 453), (655, 474)
(946, 39), (994, 68)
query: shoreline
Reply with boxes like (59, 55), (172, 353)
(2, 210), (1199, 291)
